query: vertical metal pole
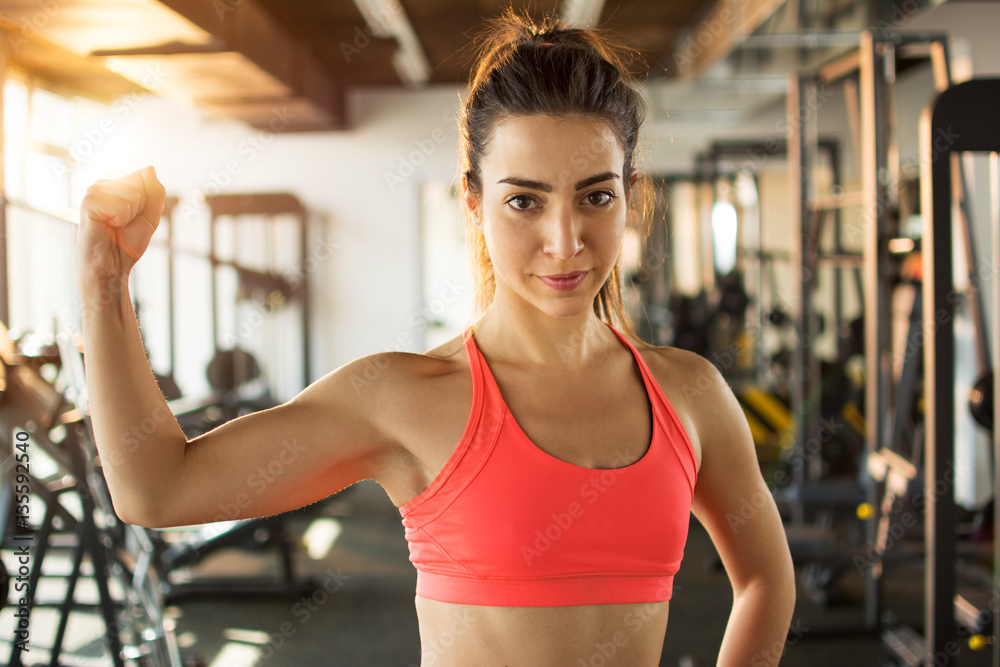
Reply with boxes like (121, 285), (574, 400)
(0, 196), (8, 326)
(804, 82), (822, 483)
(300, 208), (311, 387)
(0, 33), (6, 197)
(860, 29), (888, 632)
(165, 202), (176, 378)
(920, 104), (957, 666)
(0, 35), (8, 327)
(699, 177), (716, 296)
(753, 174), (765, 384)
(884, 41), (899, 229)
(830, 144), (844, 348)
(209, 204), (219, 352)
(787, 71), (809, 526)
(934, 28), (990, 375)
(991, 150), (1000, 667)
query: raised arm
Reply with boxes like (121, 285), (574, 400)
(682, 353), (796, 667)
(77, 168), (401, 528)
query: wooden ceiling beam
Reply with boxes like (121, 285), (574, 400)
(669, 0), (789, 78)
(157, 0), (345, 129)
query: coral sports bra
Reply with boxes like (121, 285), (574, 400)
(398, 322), (699, 607)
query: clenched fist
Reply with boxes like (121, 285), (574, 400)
(77, 166), (167, 279)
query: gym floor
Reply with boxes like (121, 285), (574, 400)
(2, 479), (991, 667)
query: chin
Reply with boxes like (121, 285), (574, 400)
(535, 297), (597, 320)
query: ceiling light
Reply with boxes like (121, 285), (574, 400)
(560, 0), (605, 27)
(354, 0), (397, 38)
(353, 0), (431, 85)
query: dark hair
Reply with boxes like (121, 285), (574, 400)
(459, 9), (651, 340)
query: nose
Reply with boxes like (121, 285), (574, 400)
(541, 203), (584, 261)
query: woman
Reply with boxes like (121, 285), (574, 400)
(76, 10), (795, 666)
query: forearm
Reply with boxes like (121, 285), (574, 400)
(78, 270), (186, 524)
(717, 579), (796, 667)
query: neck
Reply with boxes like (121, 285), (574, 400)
(471, 294), (615, 373)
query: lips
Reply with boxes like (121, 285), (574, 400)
(540, 271), (588, 279)
(536, 270), (590, 291)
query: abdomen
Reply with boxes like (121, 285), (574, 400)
(414, 596), (670, 666)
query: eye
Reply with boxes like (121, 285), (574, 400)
(505, 194), (537, 211)
(584, 191), (617, 207)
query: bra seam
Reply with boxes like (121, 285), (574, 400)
(398, 328), (486, 518)
(416, 408), (503, 526)
(415, 526), (473, 575)
(417, 569), (679, 581)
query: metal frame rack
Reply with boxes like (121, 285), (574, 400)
(204, 193), (312, 393)
(787, 29), (956, 635)
(635, 172), (696, 348)
(698, 138), (855, 389)
(922, 77), (1000, 665)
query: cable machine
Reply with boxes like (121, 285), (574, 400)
(787, 29), (963, 638)
(920, 77), (1000, 666)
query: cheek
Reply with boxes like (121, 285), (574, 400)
(483, 224), (517, 273)
(595, 216), (626, 253)
(482, 219), (526, 268)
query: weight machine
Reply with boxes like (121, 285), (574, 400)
(912, 77), (1000, 666)
(0, 187), (323, 662)
(784, 29), (982, 640)
(0, 322), (185, 666)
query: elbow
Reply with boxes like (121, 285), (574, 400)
(110, 501), (151, 528)
(111, 494), (176, 529)
(734, 570), (797, 614)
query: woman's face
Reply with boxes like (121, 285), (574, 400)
(465, 114), (630, 320)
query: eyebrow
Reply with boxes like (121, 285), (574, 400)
(497, 171), (620, 192)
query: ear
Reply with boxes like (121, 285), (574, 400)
(625, 172), (639, 205)
(461, 173), (482, 228)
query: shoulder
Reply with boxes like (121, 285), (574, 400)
(303, 333), (470, 459)
(628, 337), (711, 380)
(342, 332), (471, 431)
(331, 336), (468, 412)
(334, 333), (468, 391)
(298, 334), (469, 450)
(624, 337), (737, 472)
(624, 335), (725, 408)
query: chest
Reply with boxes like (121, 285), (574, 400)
(494, 366), (653, 469)
(383, 345), (700, 509)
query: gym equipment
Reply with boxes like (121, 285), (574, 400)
(205, 193), (312, 401)
(703, 139), (860, 387)
(910, 77), (1000, 664)
(716, 271), (750, 318)
(57, 335), (316, 604)
(667, 292), (715, 357)
(697, 132), (876, 599)
(783, 30), (978, 641)
(56, 332), (186, 666)
(205, 346), (263, 392)
(0, 317), (319, 664)
(0, 321), (183, 666)
(864, 448), (920, 581)
(970, 372), (993, 433)
(634, 177), (673, 346)
(125, 192), (313, 404)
